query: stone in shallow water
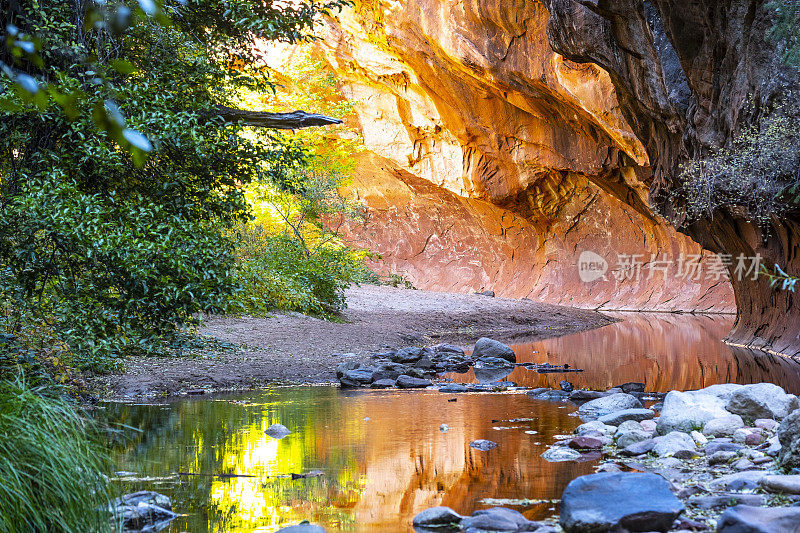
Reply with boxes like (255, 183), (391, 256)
(567, 436), (604, 450)
(598, 408), (655, 426)
(575, 421), (616, 436)
(370, 379), (396, 389)
(716, 505), (800, 533)
(469, 439), (498, 451)
(559, 472), (683, 533)
(569, 389), (608, 401)
(339, 369), (374, 388)
(396, 375), (432, 388)
(438, 383), (467, 393)
(462, 507), (535, 531)
(577, 393), (642, 421)
(542, 446), (582, 462)
(471, 337), (516, 362)
(276, 522), (326, 533)
(265, 424), (292, 439)
(412, 507), (462, 529)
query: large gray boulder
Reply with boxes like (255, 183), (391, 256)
(578, 393), (642, 421)
(412, 507), (463, 529)
(656, 390), (730, 434)
(759, 474), (800, 495)
(392, 346), (429, 363)
(559, 472), (684, 532)
(778, 409), (800, 469)
(725, 383), (799, 421)
(339, 369), (374, 388)
(717, 505), (800, 533)
(471, 338), (516, 363)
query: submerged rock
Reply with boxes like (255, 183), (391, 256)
(412, 506), (462, 529)
(276, 522), (326, 532)
(265, 424), (292, 439)
(559, 472), (683, 532)
(109, 491), (177, 531)
(469, 439), (498, 451)
(471, 337), (516, 363)
(462, 507), (537, 531)
(542, 447), (582, 462)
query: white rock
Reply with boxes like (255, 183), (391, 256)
(653, 431), (697, 457)
(702, 414), (745, 437)
(691, 431), (708, 446)
(657, 390), (731, 435)
(542, 446), (582, 462)
(575, 420), (616, 436)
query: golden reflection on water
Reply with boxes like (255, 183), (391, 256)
(454, 313), (800, 394)
(106, 313), (800, 532)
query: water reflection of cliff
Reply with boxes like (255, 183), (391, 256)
(106, 389), (593, 532)
(105, 314), (800, 532)
(452, 313), (800, 393)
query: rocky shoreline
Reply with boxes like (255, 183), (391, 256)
(327, 337), (800, 533)
(114, 336), (800, 532)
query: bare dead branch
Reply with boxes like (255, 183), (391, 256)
(213, 106), (343, 129)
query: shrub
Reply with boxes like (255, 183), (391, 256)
(0, 378), (112, 532)
(231, 226), (375, 317)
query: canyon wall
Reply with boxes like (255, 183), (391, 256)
(319, 0), (734, 313)
(543, 0), (799, 355)
(317, 2), (800, 323)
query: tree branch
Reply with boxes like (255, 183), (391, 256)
(214, 106), (343, 129)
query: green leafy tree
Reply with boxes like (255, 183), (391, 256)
(0, 0), (348, 371)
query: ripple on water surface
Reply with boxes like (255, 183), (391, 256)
(103, 312), (800, 532)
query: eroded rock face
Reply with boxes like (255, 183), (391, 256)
(542, 0), (800, 355)
(321, 2), (736, 314)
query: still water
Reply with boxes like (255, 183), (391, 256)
(104, 313), (800, 532)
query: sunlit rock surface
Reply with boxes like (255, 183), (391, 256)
(319, 1), (735, 313)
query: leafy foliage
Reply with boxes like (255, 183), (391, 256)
(679, 99), (800, 226)
(230, 47), (378, 317)
(0, 377), (112, 532)
(0, 0), (349, 371)
(768, 0), (800, 67)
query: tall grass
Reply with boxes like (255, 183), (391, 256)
(0, 378), (112, 532)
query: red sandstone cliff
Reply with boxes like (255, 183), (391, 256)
(317, 1), (800, 353)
